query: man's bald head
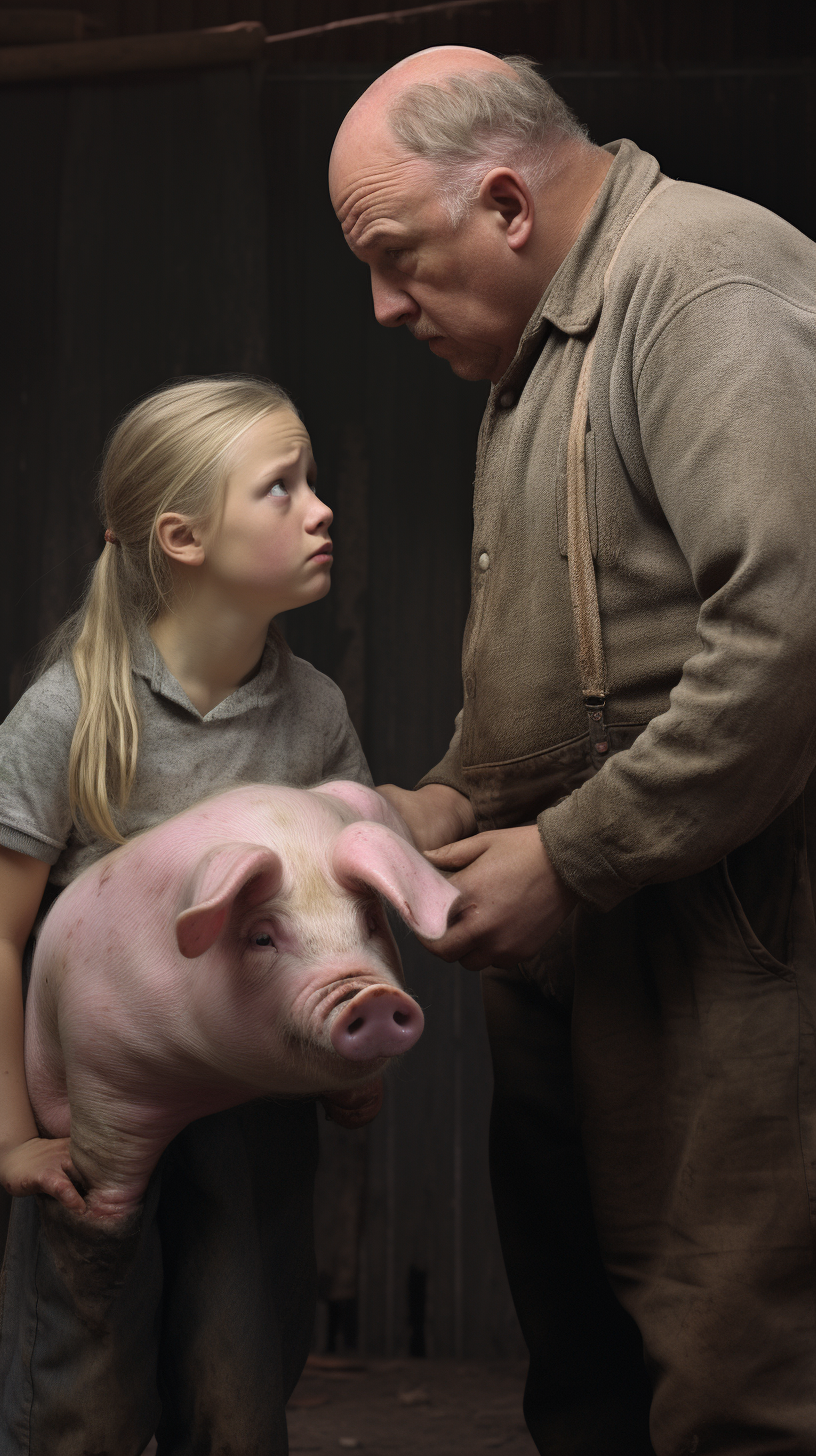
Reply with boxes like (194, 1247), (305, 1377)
(330, 50), (587, 226)
(329, 50), (608, 384)
(334, 45), (512, 137)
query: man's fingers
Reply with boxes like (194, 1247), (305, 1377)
(425, 834), (490, 871)
(418, 909), (487, 964)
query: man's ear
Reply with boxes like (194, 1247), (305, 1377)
(478, 168), (534, 252)
(155, 512), (206, 567)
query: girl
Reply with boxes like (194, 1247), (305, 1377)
(0, 377), (372, 1455)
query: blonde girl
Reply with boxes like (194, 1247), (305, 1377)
(0, 377), (371, 1455)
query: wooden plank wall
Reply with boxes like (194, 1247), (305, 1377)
(0, 0), (814, 1359)
(36, 0), (815, 72)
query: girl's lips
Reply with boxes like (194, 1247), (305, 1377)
(309, 544), (333, 562)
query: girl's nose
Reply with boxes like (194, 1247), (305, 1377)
(309, 494), (333, 530)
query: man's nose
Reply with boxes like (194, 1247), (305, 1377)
(370, 272), (418, 329)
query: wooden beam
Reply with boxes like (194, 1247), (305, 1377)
(0, 20), (266, 84)
(0, 10), (88, 44)
(264, 0), (518, 46)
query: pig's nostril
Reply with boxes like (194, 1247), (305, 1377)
(394, 1011), (410, 1026)
(347, 1017), (365, 1035)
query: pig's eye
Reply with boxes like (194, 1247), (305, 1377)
(252, 932), (275, 949)
(365, 907), (379, 936)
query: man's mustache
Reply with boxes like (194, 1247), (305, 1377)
(410, 321), (440, 341)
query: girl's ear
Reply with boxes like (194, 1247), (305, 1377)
(155, 512), (205, 567)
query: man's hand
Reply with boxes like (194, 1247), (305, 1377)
(0, 1135), (86, 1211)
(377, 783), (476, 852)
(423, 825), (577, 971)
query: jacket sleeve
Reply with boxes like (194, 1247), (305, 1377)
(415, 710), (472, 798)
(538, 280), (816, 910)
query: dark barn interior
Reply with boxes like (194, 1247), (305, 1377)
(1, 1), (814, 1449)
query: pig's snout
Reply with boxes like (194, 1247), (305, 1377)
(330, 986), (424, 1062)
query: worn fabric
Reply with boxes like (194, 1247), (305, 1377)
(0, 629), (371, 885)
(484, 786), (816, 1455)
(419, 138), (816, 1453)
(0, 633), (370, 1454)
(482, 961), (655, 1456)
(419, 138), (816, 913)
(0, 1100), (318, 1456)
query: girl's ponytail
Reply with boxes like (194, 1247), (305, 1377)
(69, 540), (138, 844)
(39, 375), (296, 846)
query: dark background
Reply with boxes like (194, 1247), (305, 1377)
(1, 0), (813, 1357)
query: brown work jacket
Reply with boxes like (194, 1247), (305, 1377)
(420, 139), (816, 912)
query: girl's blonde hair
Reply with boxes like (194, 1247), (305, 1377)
(42, 375), (297, 846)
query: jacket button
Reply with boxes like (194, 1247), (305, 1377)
(499, 390), (515, 408)
(478, 552), (490, 571)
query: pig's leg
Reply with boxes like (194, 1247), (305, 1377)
(64, 1070), (180, 1223)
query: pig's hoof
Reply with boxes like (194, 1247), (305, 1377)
(320, 1077), (384, 1128)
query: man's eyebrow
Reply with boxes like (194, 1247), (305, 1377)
(351, 225), (414, 252)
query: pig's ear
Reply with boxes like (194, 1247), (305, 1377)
(332, 823), (460, 941)
(176, 844), (283, 959)
(314, 781), (412, 843)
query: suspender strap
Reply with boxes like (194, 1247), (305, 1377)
(565, 177), (676, 758)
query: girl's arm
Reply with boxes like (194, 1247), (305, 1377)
(0, 847), (86, 1211)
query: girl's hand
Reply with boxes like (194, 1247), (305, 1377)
(0, 1136), (87, 1212)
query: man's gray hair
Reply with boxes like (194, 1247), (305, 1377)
(387, 55), (589, 226)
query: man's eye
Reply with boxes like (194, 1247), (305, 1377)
(269, 481), (288, 497)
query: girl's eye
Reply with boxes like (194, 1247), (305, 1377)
(251, 932), (276, 949)
(269, 481), (288, 497)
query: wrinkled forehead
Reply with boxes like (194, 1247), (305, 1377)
(330, 128), (440, 249)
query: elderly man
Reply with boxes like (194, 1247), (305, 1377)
(330, 46), (816, 1456)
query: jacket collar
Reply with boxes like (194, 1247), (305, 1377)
(494, 139), (662, 395)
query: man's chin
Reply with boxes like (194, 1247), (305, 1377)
(426, 337), (495, 382)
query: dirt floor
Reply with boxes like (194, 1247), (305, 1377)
(285, 1354), (537, 1454)
(142, 1354), (537, 1455)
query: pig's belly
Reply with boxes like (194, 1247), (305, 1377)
(24, 984), (71, 1138)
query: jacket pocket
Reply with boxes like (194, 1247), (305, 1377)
(718, 802), (801, 976)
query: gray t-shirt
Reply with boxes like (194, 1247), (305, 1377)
(0, 632), (372, 888)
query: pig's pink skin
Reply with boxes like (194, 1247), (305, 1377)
(25, 783), (459, 1225)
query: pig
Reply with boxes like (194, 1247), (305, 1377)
(25, 781), (459, 1225)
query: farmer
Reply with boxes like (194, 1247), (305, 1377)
(330, 47), (816, 1456)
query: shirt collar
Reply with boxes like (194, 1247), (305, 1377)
(130, 626), (284, 722)
(495, 139), (662, 393)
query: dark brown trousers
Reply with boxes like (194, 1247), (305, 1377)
(483, 795), (816, 1456)
(0, 1099), (318, 1456)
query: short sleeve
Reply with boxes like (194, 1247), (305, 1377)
(0, 662), (79, 864)
(319, 688), (374, 789)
